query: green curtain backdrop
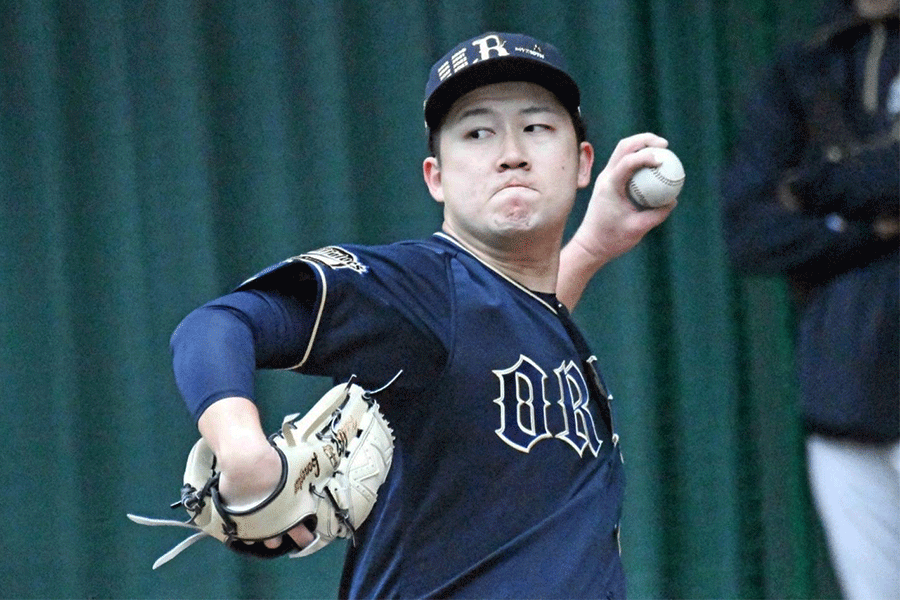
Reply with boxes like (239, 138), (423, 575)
(1, 1), (841, 598)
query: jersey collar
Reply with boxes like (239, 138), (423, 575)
(432, 232), (560, 315)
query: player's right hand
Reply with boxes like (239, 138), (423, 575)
(577, 133), (675, 260)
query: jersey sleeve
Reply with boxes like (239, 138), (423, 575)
(170, 287), (318, 421)
(237, 241), (452, 395)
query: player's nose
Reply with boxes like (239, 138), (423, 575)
(497, 133), (529, 171)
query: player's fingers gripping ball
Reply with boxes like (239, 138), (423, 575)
(127, 380), (394, 569)
(627, 147), (685, 209)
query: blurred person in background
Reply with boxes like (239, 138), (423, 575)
(721, 1), (898, 598)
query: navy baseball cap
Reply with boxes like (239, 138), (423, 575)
(424, 32), (581, 130)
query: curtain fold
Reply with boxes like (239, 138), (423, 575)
(1, 1), (839, 598)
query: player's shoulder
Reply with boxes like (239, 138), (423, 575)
(337, 234), (461, 274)
(349, 234), (458, 258)
(235, 234), (455, 292)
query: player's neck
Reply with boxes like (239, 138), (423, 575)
(440, 225), (561, 293)
(497, 257), (560, 294)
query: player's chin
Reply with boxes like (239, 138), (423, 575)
(490, 217), (536, 240)
(494, 206), (566, 235)
(491, 219), (562, 252)
(493, 203), (542, 226)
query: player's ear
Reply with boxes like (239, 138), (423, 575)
(577, 142), (594, 189)
(423, 156), (445, 203)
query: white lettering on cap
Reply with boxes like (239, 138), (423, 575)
(436, 34), (510, 83)
(471, 34), (508, 62)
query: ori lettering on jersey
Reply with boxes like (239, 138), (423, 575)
(493, 354), (605, 456)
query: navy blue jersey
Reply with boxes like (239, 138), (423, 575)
(234, 233), (626, 599)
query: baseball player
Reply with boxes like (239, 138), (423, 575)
(170, 32), (674, 598)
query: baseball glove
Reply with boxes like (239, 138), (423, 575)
(127, 379), (394, 569)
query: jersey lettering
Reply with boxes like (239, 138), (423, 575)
(493, 356), (553, 453)
(493, 355), (604, 456)
(554, 361), (603, 456)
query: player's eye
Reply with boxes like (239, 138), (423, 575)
(466, 128), (493, 140)
(524, 123), (552, 133)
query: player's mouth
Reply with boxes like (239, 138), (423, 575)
(495, 180), (535, 195)
(500, 179), (530, 188)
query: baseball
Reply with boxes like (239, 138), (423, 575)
(626, 147), (685, 209)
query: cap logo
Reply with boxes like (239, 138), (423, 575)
(515, 44), (544, 60)
(470, 33), (509, 62)
(437, 33), (510, 83)
(425, 32), (579, 130)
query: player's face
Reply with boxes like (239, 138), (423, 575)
(423, 81), (593, 252)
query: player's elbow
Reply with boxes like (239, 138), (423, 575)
(169, 305), (251, 359)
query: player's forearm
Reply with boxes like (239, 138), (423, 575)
(197, 396), (283, 506)
(197, 396), (268, 460)
(557, 209), (669, 310)
(556, 236), (610, 311)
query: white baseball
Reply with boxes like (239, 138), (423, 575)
(626, 147), (685, 209)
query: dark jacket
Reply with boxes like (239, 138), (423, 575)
(721, 10), (899, 443)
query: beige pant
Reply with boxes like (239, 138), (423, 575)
(807, 435), (900, 600)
